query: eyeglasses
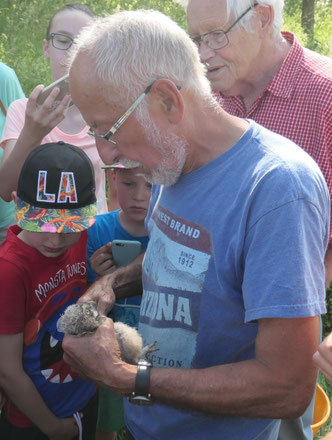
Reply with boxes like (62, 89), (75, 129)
(191, 3), (257, 50)
(88, 82), (182, 146)
(49, 33), (74, 51)
(87, 83), (154, 146)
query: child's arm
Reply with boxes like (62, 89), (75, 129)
(0, 333), (79, 440)
(90, 242), (117, 277)
(0, 85), (71, 201)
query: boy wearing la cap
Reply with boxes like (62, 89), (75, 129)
(0, 141), (97, 440)
(87, 162), (152, 440)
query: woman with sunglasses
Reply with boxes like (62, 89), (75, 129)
(0, 4), (109, 215)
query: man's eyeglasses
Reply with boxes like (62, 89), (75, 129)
(88, 82), (181, 146)
(87, 84), (154, 146)
(191, 3), (257, 50)
(49, 33), (74, 51)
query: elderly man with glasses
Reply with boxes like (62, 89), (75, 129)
(186, 0), (332, 287)
(185, 2), (332, 439)
(62, 9), (329, 440)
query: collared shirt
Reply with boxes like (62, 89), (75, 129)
(217, 31), (332, 239)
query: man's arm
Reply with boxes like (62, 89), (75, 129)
(79, 252), (144, 314)
(63, 315), (319, 419)
(0, 85), (70, 201)
(0, 333), (79, 439)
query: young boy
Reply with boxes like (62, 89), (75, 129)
(87, 163), (152, 440)
(0, 141), (98, 440)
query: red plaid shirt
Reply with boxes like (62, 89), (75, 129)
(217, 31), (332, 239)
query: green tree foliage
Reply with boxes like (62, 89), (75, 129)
(1, 0), (331, 95)
(0, 0), (186, 95)
(285, 0), (332, 55)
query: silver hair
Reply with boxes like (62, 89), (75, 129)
(182, 0), (284, 38)
(226, 0), (284, 38)
(68, 9), (212, 106)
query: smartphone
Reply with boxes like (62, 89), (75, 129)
(37, 73), (72, 107)
(112, 240), (142, 267)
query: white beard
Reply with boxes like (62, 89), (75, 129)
(137, 114), (188, 186)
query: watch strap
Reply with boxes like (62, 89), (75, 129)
(135, 360), (152, 396)
(128, 359), (153, 405)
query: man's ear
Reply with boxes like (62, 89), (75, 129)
(11, 191), (17, 203)
(150, 79), (184, 125)
(42, 39), (50, 59)
(255, 4), (274, 37)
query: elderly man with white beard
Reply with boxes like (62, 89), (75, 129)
(62, 10), (329, 440)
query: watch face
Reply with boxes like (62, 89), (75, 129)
(128, 394), (153, 406)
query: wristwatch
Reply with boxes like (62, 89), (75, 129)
(128, 359), (153, 406)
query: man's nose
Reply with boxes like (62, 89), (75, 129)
(199, 41), (216, 64)
(95, 139), (120, 166)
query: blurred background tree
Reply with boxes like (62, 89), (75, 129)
(0, 0), (186, 94)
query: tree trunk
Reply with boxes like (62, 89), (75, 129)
(301, 0), (315, 37)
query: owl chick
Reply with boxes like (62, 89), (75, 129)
(59, 301), (157, 365)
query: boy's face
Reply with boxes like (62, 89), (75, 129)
(114, 168), (152, 223)
(19, 230), (81, 258)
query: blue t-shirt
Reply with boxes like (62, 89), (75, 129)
(87, 210), (149, 328)
(125, 121), (329, 440)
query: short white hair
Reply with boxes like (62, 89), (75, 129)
(183, 0), (284, 38)
(69, 9), (212, 105)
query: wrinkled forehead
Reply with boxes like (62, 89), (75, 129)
(187, 0), (228, 35)
(69, 51), (122, 106)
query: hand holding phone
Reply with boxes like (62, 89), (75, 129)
(90, 242), (115, 277)
(37, 73), (72, 107)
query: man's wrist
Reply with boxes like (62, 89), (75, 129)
(128, 359), (153, 405)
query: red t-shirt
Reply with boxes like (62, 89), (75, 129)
(0, 225), (95, 427)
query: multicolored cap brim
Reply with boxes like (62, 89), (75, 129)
(15, 196), (96, 233)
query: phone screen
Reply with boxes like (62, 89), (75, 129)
(37, 73), (72, 107)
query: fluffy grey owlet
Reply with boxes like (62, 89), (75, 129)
(59, 301), (157, 365)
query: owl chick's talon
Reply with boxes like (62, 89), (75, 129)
(141, 341), (159, 360)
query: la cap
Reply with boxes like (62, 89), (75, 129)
(16, 142), (97, 233)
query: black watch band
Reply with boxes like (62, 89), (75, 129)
(128, 359), (153, 406)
